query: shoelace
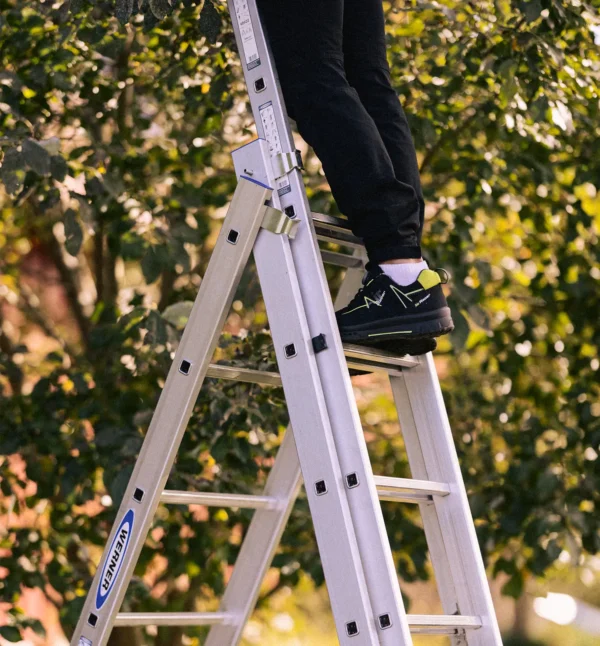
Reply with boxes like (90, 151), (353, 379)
(344, 273), (379, 309)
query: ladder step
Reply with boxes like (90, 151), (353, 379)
(114, 612), (234, 627)
(160, 491), (278, 510)
(312, 211), (363, 249)
(208, 345), (418, 389)
(114, 612), (480, 631)
(320, 249), (364, 269)
(374, 476), (450, 503)
(408, 614), (482, 634)
(207, 364), (282, 387)
(343, 343), (419, 372)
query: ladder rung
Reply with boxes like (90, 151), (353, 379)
(374, 476), (450, 503)
(408, 614), (482, 634)
(206, 346), (419, 387)
(114, 612), (234, 627)
(160, 491), (278, 510)
(207, 364), (282, 387)
(312, 211), (364, 249)
(343, 343), (419, 371)
(320, 249), (365, 269)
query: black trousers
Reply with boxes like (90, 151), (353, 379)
(256, 0), (424, 263)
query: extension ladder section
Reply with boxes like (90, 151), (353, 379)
(70, 1), (503, 645)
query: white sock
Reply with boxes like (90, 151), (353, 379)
(380, 259), (428, 286)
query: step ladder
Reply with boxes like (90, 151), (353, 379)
(71, 1), (503, 644)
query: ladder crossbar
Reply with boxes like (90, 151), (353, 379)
(343, 343), (418, 369)
(160, 491), (278, 510)
(374, 476), (450, 503)
(114, 612), (233, 627)
(320, 249), (365, 269)
(312, 212), (363, 248)
(207, 364), (282, 386)
(408, 614), (482, 634)
(113, 611), (481, 631)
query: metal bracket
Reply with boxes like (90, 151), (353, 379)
(271, 149), (303, 180)
(261, 206), (299, 238)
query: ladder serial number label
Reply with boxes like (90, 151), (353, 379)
(233, 0), (261, 70)
(259, 101), (292, 197)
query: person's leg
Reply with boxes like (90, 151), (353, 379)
(256, 0), (422, 262)
(343, 0), (425, 254)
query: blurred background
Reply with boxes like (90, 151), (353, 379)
(1, 0), (599, 644)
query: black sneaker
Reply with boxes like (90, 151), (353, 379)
(336, 263), (454, 345)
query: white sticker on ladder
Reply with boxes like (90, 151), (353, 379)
(259, 101), (292, 197)
(233, 0), (261, 69)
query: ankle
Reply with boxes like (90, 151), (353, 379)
(381, 258), (424, 265)
(379, 259), (428, 286)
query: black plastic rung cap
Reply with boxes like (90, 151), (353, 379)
(133, 487), (144, 503)
(346, 621), (359, 636)
(88, 613), (98, 627)
(379, 613), (392, 629)
(346, 473), (359, 488)
(179, 360), (192, 375)
(315, 480), (327, 495)
(227, 229), (239, 244)
(312, 333), (327, 354)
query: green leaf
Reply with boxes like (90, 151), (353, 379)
(50, 155), (68, 182)
(450, 308), (470, 350)
(64, 209), (83, 256)
(149, 0), (171, 19)
(116, 0), (134, 24)
(0, 148), (24, 194)
(22, 139), (51, 176)
(22, 618), (45, 637)
(162, 301), (194, 329)
(141, 247), (167, 284)
(501, 570), (524, 598)
(107, 464), (134, 505)
(0, 626), (22, 643)
(200, 0), (222, 44)
(145, 310), (168, 345)
(520, 0), (542, 23)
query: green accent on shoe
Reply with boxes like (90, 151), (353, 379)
(417, 269), (442, 290)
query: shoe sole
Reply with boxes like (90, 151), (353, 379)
(340, 307), (454, 343)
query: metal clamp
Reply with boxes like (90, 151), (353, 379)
(271, 150), (303, 180)
(261, 206), (299, 238)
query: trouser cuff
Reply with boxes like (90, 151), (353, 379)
(364, 238), (422, 264)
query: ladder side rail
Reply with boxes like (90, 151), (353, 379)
(71, 179), (272, 646)
(204, 430), (302, 646)
(248, 223), (379, 644)
(338, 266), (466, 646)
(227, 4), (412, 643)
(392, 358), (503, 645)
(390, 371), (466, 646)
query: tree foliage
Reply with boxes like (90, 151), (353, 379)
(0, 0), (599, 642)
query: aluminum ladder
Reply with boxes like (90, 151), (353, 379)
(71, 1), (503, 644)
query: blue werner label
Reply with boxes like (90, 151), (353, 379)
(95, 509), (134, 610)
